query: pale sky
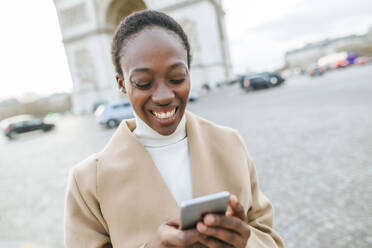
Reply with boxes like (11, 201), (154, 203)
(0, 0), (72, 101)
(0, 0), (371, 101)
(224, 0), (372, 73)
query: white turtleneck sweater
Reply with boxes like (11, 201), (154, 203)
(132, 113), (193, 205)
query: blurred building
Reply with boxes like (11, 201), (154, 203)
(0, 98), (18, 107)
(285, 27), (372, 69)
(0, 93), (72, 121)
(53, 0), (232, 114)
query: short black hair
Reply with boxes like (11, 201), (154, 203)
(111, 10), (191, 76)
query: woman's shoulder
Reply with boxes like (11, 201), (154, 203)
(68, 153), (99, 192)
(187, 111), (241, 142)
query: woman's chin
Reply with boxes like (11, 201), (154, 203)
(148, 107), (184, 135)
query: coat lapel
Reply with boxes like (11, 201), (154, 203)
(98, 119), (178, 247)
(186, 111), (239, 198)
(187, 111), (212, 197)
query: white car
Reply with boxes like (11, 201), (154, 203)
(95, 101), (134, 128)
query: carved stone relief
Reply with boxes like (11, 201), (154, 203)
(179, 18), (201, 64)
(74, 49), (97, 88)
(60, 3), (89, 30)
(106, 0), (147, 28)
(146, 0), (184, 10)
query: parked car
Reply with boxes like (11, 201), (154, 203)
(354, 56), (370, 66)
(92, 100), (108, 113)
(332, 60), (349, 69)
(240, 72), (285, 90)
(1, 115), (55, 139)
(95, 101), (134, 128)
(307, 66), (326, 77)
(188, 91), (199, 102)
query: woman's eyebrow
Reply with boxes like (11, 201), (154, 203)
(170, 62), (187, 70)
(130, 67), (150, 73)
(129, 63), (187, 75)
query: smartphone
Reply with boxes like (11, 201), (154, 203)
(180, 191), (230, 230)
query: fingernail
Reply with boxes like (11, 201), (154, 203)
(198, 222), (207, 232)
(205, 215), (214, 224)
(231, 195), (238, 206)
(232, 195), (237, 202)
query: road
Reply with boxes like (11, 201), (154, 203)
(1, 64), (371, 248)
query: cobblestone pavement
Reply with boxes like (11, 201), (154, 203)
(1, 64), (371, 248)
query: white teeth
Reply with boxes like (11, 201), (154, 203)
(153, 108), (176, 119)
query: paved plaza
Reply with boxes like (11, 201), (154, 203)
(1, 64), (371, 248)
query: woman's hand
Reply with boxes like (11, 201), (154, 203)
(146, 216), (207, 248)
(196, 195), (251, 247)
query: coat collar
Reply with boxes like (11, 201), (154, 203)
(96, 111), (232, 244)
(98, 110), (229, 202)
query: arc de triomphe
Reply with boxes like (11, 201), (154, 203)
(53, 0), (232, 114)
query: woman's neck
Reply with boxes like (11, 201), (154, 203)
(132, 112), (187, 148)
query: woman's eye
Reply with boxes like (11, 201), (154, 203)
(170, 79), (185, 84)
(134, 82), (152, 89)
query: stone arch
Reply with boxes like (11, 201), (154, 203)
(106, 0), (147, 30)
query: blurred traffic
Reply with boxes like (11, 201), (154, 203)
(305, 52), (371, 77)
(239, 72), (285, 91)
(94, 101), (134, 128)
(1, 52), (371, 138)
(0, 114), (55, 140)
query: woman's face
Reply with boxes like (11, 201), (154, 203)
(117, 27), (190, 136)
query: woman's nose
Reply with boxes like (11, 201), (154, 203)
(152, 83), (175, 105)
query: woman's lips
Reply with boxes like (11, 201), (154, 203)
(150, 107), (178, 125)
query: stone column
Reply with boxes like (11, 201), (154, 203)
(53, 0), (120, 114)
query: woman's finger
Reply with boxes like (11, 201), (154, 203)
(159, 223), (203, 246)
(203, 213), (251, 237)
(190, 243), (209, 248)
(229, 195), (247, 222)
(197, 221), (242, 247)
(199, 238), (234, 248)
(164, 215), (180, 228)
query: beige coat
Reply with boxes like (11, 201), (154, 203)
(65, 111), (284, 248)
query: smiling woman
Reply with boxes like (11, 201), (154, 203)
(117, 27), (190, 135)
(64, 10), (284, 248)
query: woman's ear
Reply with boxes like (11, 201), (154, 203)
(116, 73), (127, 93)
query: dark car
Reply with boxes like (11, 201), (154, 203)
(188, 91), (199, 102)
(1, 115), (55, 139)
(240, 72), (285, 90)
